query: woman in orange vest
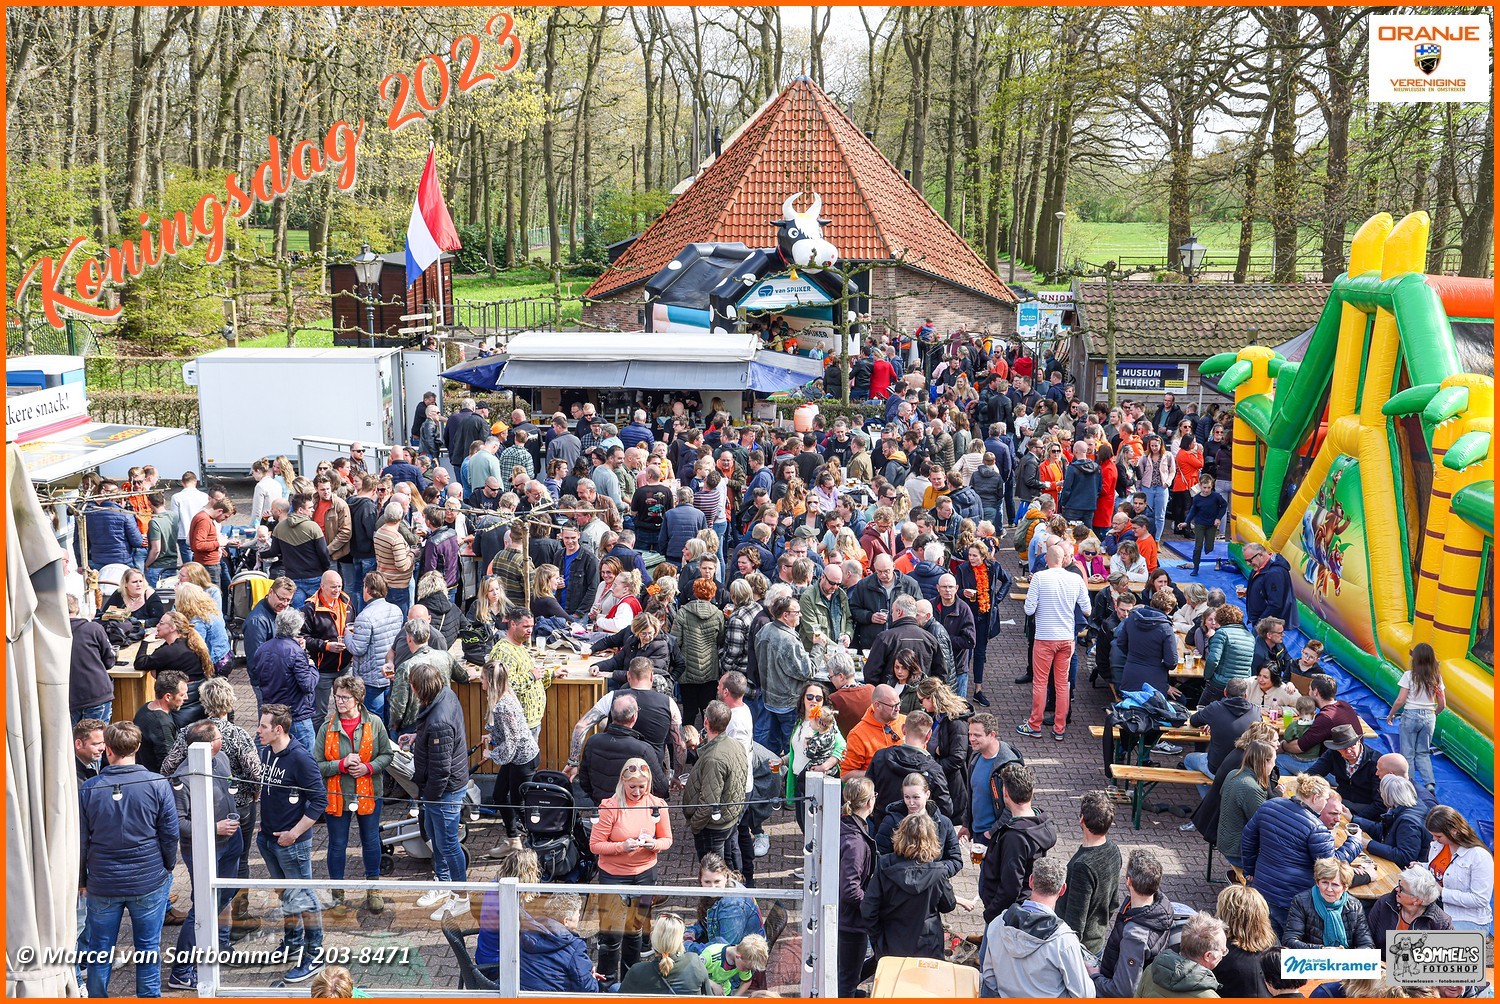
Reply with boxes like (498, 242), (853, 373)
(316, 673), (394, 913)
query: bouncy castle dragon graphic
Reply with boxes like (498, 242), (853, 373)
(1202, 212), (1495, 790)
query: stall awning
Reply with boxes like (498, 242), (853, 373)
(14, 422), (191, 483)
(499, 359), (631, 388)
(439, 355), (507, 391)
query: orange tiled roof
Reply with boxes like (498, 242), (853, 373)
(585, 77), (1016, 305)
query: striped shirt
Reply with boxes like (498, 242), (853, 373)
(1022, 566), (1091, 641)
(373, 523), (414, 589)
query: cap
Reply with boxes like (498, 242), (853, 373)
(1324, 724), (1361, 751)
(793, 525), (819, 540)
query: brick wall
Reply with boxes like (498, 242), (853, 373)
(584, 266), (1016, 339)
(580, 297), (645, 332)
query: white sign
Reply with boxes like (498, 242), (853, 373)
(6, 382), (88, 442)
(1281, 949), (1383, 981)
(737, 276), (833, 311)
(1369, 14), (1491, 102)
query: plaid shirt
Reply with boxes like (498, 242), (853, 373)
(719, 600), (762, 679)
(497, 445), (535, 481)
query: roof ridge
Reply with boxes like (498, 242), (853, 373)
(803, 81), (890, 262)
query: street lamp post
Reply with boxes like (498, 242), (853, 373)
(351, 243), (385, 347)
(1053, 210), (1066, 278)
(1178, 235), (1207, 284)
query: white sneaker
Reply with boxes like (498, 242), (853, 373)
(753, 833), (770, 858)
(431, 894), (471, 921)
(416, 888), (448, 909)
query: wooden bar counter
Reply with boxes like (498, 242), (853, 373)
(452, 648), (605, 774)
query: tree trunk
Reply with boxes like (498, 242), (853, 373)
(902, 9), (934, 195)
(1018, 105), (1046, 267)
(1267, 9), (1300, 282)
(940, 9), (962, 223)
(1458, 106), (1494, 277)
(1234, 120), (1268, 284)
(483, 133), (496, 278)
(88, 8), (117, 240)
(62, 8), (83, 172)
(519, 136), (532, 265)
(504, 139), (517, 269)
(1427, 106), (1456, 274)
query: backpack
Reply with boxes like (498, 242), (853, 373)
(102, 616), (145, 648)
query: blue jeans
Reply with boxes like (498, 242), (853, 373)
(749, 694), (769, 746)
(291, 576), (323, 608)
(387, 585), (411, 617)
(712, 520), (730, 562)
(952, 670), (969, 699)
(325, 800), (384, 879)
(1276, 753), (1317, 777)
(72, 702), (112, 726)
(1143, 485), (1169, 541)
(424, 787), (469, 883)
(351, 557), (377, 614)
(290, 719), (316, 755)
(1398, 708), (1437, 790)
(761, 706), (797, 755)
(172, 832), (241, 980)
(132, 546), (149, 572)
(257, 833), (322, 946)
(86, 873), (172, 997)
(177, 540), (192, 565)
(1183, 751), (1213, 798)
(364, 685), (389, 726)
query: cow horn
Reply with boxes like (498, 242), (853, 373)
(807, 192), (822, 218)
(783, 193), (801, 220)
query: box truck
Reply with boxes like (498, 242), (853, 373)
(184, 347), (441, 474)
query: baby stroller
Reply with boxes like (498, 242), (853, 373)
(518, 770), (595, 883)
(379, 741), (487, 874)
(227, 570), (271, 660)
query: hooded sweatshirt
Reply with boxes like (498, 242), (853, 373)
(1134, 948), (1221, 998)
(980, 809), (1058, 922)
(981, 901), (1096, 999)
(268, 512), (332, 579)
(859, 852), (958, 959)
(1093, 893), (1176, 998)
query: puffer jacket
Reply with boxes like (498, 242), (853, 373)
(79, 763), (178, 895)
(80, 500), (145, 566)
(343, 596), (404, 692)
(971, 464), (1004, 507)
(1134, 949), (1220, 998)
(950, 484), (985, 522)
(1059, 458), (1102, 518)
(661, 504), (707, 562)
(1205, 624), (1255, 689)
(301, 591), (353, 677)
(1118, 605), (1180, 693)
(517, 915), (599, 993)
(874, 800), (965, 876)
(927, 711), (972, 831)
(909, 560), (946, 601)
(671, 599), (725, 686)
(411, 686), (469, 800)
(1093, 893), (1176, 998)
(577, 723), (668, 804)
(421, 588), (466, 656)
(838, 813), (878, 933)
(1282, 889), (1375, 949)
(1241, 796), (1360, 914)
(1362, 802), (1430, 868)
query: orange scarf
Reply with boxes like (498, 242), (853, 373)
(324, 713), (376, 815)
(974, 562), (992, 614)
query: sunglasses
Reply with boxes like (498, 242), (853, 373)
(804, 694), (824, 703)
(621, 763), (650, 778)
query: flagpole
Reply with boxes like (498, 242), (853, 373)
(433, 141), (446, 345)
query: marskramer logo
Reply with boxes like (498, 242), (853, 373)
(1281, 948), (1383, 980)
(1369, 15), (1490, 103)
(1386, 931), (1485, 987)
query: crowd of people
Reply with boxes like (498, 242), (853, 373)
(64, 322), (1492, 997)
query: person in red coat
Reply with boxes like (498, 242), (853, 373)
(1092, 442), (1120, 537)
(869, 351), (897, 400)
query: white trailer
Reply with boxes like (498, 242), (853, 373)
(184, 348), (441, 474)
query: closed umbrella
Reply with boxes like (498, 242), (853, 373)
(6, 444), (80, 996)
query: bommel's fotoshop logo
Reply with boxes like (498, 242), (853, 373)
(1369, 15), (1491, 102)
(1386, 931), (1485, 987)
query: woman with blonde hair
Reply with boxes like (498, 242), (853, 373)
(529, 563), (569, 622)
(833, 526), (868, 574)
(1109, 539), (1149, 584)
(916, 677), (973, 824)
(1283, 857), (1375, 949)
(1214, 884), (1279, 997)
(589, 556), (625, 623)
(138, 610), (216, 727)
(173, 581), (230, 671)
(619, 913), (714, 995)
(589, 758), (673, 986)
(597, 569), (644, 634)
(273, 455), (297, 497)
(176, 560), (221, 605)
(1242, 773), (1361, 930)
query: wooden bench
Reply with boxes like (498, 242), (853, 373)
(1090, 725), (1211, 745)
(1108, 763), (1211, 830)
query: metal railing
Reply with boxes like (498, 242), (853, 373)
(185, 744), (842, 998)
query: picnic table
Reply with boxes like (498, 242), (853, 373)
(110, 640), (151, 717)
(455, 644), (604, 773)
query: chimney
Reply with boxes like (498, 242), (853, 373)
(864, 130), (874, 142)
(903, 169), (912, 181)
(712, 127), (722, 157)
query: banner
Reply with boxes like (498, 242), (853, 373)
(1097, 362), (1189, 394)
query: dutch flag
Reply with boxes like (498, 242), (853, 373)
(405, 146), (462, 287)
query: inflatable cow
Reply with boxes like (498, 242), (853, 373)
(776, 192), (838, 272)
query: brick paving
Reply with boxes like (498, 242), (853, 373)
(104, 518), (1220, 996)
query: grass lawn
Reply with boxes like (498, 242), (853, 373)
(1060, 221), (1326, 274)
(247, 228), (312, 254)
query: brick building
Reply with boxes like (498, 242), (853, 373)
(583, 77), (1016, 339)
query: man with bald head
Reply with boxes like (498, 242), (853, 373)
(302, 569), (352, 719)
(843, 684), (906, 778)
(1019, 544), (1090, 740)
(1375, 752), (1439, 811)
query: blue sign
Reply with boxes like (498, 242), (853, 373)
(1017, 302), (1040, 330)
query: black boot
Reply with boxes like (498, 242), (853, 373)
(597, 942), (621, 987)
(622, 932), (644, 970)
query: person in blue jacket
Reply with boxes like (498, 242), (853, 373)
(1352, 774), (1431, 868)
(518, 893), (600, 993)
(77, 487), (146, 571)
(1241, 773), (1364, 932)
(685, 853), (765, 951)
(1116, 591), (1181, 696)
(1183, 474), (1228, 575)
(1244, 541), (1299, 631)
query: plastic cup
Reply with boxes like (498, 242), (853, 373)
(1282, 708), (1296, 730)
(970, 842), (987, 865)
(769, 757), (782, 775)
